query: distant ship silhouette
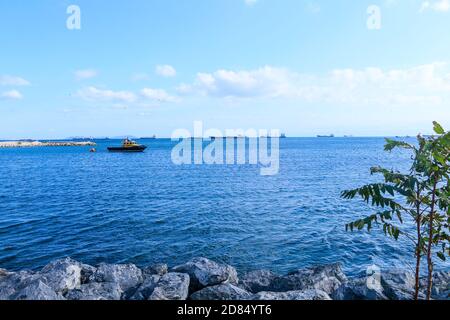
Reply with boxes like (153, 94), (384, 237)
(317, 134), (335, 138)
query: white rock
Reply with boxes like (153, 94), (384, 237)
(40, 257), (82, 293)
(11, 279), (65, 300)
(149, 273), (190, 300)
(127, 275), (161, 300)
(253, 289), (331, 300)
(65, 282), (122, 300)
(239, 270), (279, 293)
(270, 263), (347, 296)
(190, 283), (252, 300)
(332, 277), (388, 300)
(92, 263), (143, 292)
(172, 257), (238, 291)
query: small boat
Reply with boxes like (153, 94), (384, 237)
(317, 134), (335, 138)
(107, 138), (147, 152)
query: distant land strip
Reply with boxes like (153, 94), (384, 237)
(0, 141), (96, 148)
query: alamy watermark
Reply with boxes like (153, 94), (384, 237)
(367, 5), (382, 30)
(65, 5), (382, 31)
(65, 4), (382, 31)
(366, 264), (382, 291)
(66, 5), (81, 30)
(171, 121), (280, 176)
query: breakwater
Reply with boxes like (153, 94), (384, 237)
(0, 257), (448, 300)
(0, 141), (96, 148)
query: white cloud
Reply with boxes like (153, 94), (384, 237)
(420, 0), (450, 12)
(141, 88), (179, 103)
(193, 67), (298, 98)
(74, 69), (98, 80)
(176, 83), (193, 94)
(1, 90), (23, 100)
(77, 86), (136, 103)
(0, 75), (30, 86)
(76, 86), (179, 105)
(244, 0), (258, 6)
(183, 63), (450, 106)
(155, 65), (177, 78)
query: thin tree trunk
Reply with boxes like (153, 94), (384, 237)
(414, 247), (421, 300)
(426, 179), (438, 300)
(414, 192), (422, 300)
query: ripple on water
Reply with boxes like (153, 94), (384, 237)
(0, 138), (448, 274)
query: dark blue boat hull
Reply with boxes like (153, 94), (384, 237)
(107, 145), (147, 152)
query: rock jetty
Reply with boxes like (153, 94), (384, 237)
(0, 257), (448, 300)
(0, 141), (96, 148)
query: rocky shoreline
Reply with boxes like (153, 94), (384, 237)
(0, 257), (448, 300)
(0, 141), (96, 148)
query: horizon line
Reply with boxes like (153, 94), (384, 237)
(0, 135), (424, 141)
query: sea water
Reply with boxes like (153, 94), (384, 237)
(0, 138), (447, 275)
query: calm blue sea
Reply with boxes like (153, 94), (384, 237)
(0, 138), (448, 275)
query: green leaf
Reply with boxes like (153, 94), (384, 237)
(393, 228), (400, 240)
(437, 252), (446, 261)
(433, 121), (445, 135)
(342, 121), (450, 264)
(384, 139), (414, 152)
(395, 211), (403, 224)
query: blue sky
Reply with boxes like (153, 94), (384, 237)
(1, 0), (450, 139)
